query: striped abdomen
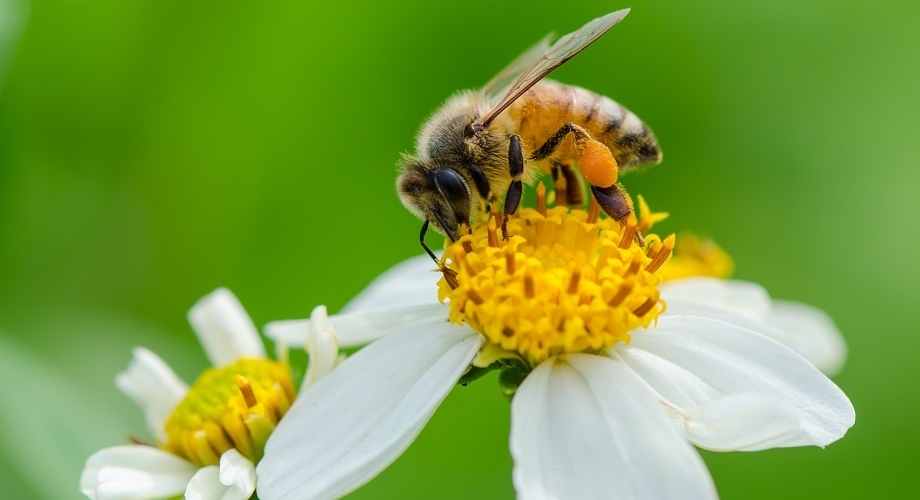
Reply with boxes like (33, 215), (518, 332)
(507, 80), (662, 171)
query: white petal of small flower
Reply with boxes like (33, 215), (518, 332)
(80, 445), (196, 500)
(114, 347), (188, 442)
(219, 449), (257, 497)
(257, 322), (482, 500)
(188, 288), (266, 367)
(679, 393), (805, 451)
(615, 312), (855, 449)
(766, 300), (847, 376)
(302, 305), (340, 387)
(186, 465), (248, 500)
(511, 354), (717, 500)
(341, 254), (441, 313)
(265, 303), (446, 349)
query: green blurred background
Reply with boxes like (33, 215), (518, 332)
(1, 0), (917, 498)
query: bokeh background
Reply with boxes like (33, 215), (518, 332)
(1, 0), (917, 498)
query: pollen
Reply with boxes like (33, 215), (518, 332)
(162, 358), (294, 467)
(437, 195), (673, 364)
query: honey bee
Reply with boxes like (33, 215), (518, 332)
(396, 9), (661, 261)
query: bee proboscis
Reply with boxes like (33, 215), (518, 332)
(397, 8), (661, 261)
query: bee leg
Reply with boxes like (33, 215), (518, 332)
(590, 183), (644, 246)
(419, 219), (439, 263)
(553, 161), (586, 206)
(530, 122), (590, 162)
(502, 135), (525, 239)
(467, 162), (495, 214)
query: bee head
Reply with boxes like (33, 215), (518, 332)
(397, 158), (472, 242)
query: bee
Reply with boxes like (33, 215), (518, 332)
(396, 9), (661, 261)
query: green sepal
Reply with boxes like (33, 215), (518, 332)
(458, 364), (500, 386)
(498, 363), (531, 402)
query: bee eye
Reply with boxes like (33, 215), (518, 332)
(429, 167), (471, 223)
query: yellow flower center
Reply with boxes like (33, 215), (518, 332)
(163, 358), (294, 467)
(437, 189), (674, 365)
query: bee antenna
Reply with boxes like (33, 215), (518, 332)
(419, 220), (439, 263)
(432, 211), (459, 242)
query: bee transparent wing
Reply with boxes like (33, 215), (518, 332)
(481, 34), (554, 97)
(478, 8), (630, 127)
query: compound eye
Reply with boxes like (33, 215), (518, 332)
(430, 168), (471, 224)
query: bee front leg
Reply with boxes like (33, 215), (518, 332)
(502, 135), (524, 239)
(467, 162), (495, 219)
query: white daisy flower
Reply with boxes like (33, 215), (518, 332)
(257, 199), (854, 500)
(80, 288), (340, 500)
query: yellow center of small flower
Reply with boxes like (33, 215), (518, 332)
(163, 358), (294, 467)
(437, 191), (674, 365)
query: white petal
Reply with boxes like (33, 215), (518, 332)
(511, 354), (717, 500)
(615, 313), (855, 450)
(114, 347), (188, 442)
(766, 300), (847, 376)
(186, 465), (247, 500)
(302, 305), (340, 387)
(341, 254), (442, 314)
(257, 323), (482, 500)
(679, 393), (805, 451)
(265, 303), (447, 349)
(660, 277), (771, 320)
(80, 445), (196, 500)
(188, 288), (266, 366)
(219, 449), (257, 496)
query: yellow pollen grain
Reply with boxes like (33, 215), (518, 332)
(163, 358), (293, 467)
(437, 203), (668, 364)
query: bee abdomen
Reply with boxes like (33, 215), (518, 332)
(513, 81), (662, 171)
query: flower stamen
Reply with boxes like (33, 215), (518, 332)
(163, 358), (294, 467)
(237, 375), (257, 408)
(438, 198), (673, 364)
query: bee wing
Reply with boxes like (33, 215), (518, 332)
(481, 34), (554, 96)
(477, 8), (630, 127)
